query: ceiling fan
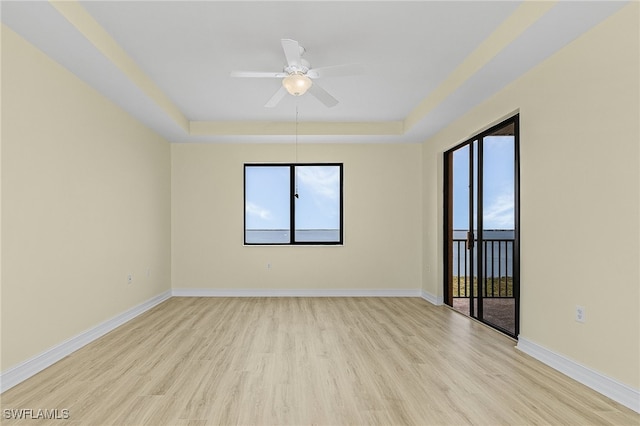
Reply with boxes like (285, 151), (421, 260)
(230, 39), (364, 108)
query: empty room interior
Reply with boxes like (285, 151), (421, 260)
(1, 1), (639, 425)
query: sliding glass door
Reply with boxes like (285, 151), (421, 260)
(444, 116), (519, 337)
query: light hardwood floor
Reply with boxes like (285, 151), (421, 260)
(1, 297), (638, 425)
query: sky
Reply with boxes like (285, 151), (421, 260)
(452, 135), (515, 230)
(245, 165), (340, 231)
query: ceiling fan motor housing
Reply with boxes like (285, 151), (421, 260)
(284, 58), (311, 76)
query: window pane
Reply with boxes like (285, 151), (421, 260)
(294, 165), (341, 242)
(245, 166), (290, 244)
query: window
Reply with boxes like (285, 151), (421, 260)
(244, 163), (343, 245)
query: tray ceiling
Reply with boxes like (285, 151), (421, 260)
(1, 1), (628, 143)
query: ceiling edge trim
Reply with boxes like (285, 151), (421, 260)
(49, 0), (190, 133)
(403, 0), (557, 132)
(189, 121), (404, 136)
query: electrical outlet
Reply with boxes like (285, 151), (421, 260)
(127, 274), (133, 285)
(146, 268), (151, 278)
(266, 263), (272, 270)
(575, 305), (585, 323)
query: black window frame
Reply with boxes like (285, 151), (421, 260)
(244, 163), (344, 245)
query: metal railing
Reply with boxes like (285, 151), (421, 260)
(452, 238), (514, 298)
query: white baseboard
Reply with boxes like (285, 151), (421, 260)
(421, 290), (443, 305)
(0, 290), (172, 394)
(517, 336), (640, 413)
(172, 288), (421, 298)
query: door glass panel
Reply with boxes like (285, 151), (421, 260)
(451, 144), (471, 316)
(481, 122), (516, 334)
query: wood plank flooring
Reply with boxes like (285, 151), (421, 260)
(1, 297), (638, 425)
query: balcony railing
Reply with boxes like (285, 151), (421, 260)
(452, 237), (514, 298)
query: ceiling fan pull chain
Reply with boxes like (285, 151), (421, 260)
(294, 105), (299, 198)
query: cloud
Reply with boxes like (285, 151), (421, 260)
(296, 166), (339, 200)
(245, 202), (272, 220)
(483, 192), (514, 229)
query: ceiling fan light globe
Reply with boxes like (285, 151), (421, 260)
(283, 73), (312, 96)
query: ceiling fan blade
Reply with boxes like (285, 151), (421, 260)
(264, 86), (288, 108)
(307, 63), (365, 79)
(230, 71), (286, 78)
(281, 39), (302, 68)
(308, 83), (338, 108)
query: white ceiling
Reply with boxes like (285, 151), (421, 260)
(1, 1), (628, 144)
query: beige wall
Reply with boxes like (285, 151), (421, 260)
(422, 4), (639, 388)
(1, 26), (172, 370)
(171, 143), (422, 291)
